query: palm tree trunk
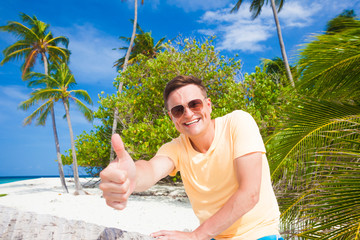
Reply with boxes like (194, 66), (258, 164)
(62, 97), (85, 195)
(50, 106), (69, 193)
(270, 0), (295, 88)
(110, 0), (138, 162)
(42, 52), (68, 193)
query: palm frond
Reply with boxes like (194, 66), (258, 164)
(268, 99), (360, 238)
(297, 28), (360, 101)
(47, 46), (70, 63)
(269, 99), (360, 179)
(20, 13), (49, 35)
(22, 99), (53, 126)
(69, 96), (93, 122)
(2, 41), (31, 56)
(19, 94), (40, 111)
(0, 46), (32, 65)
(154, 37), (166, 49)
(249, 0), (265, 19)
(0, 20), (38, 41)
(71, 90), (93, 105)
(48, 36), (69, 49)
(30, 88), (62, 101)
(230, 0), (244, 13)
(35, 100), (53, 126)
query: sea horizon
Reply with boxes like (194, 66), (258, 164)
(0, 175), (91, 184)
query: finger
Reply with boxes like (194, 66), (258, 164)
(100, 166), (128, 184)
(99, 178), (130, 194)
(106, 199), (128, 210)
(151, 231), (171, 238)
(111, 134), (127, 159)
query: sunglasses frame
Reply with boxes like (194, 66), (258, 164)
(169, 98), (207, 119)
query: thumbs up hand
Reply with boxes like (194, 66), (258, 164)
(99, 134), (137, 210)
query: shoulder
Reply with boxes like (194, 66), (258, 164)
(159, 136), (181, 148)
(157, 135), (184, 154)
(222, 110), (254, 123)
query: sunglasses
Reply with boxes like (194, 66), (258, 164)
(169, 98), (206, 118)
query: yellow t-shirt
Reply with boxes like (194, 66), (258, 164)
(156, 110), (280, 239)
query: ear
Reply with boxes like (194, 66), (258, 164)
(206, 98), (212, 114)
(167, 111), (174, 121)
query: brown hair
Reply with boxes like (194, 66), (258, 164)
(163, 75), (207, 109)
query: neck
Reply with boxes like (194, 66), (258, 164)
(189, 119), (215, 153)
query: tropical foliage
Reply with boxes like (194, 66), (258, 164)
(21, 63), (93, 194)
(1, 13), (70, 193)
(241, 65), (295, 137)
(113, 21), (166, 71)
(110, 0), (144, 163)
(230, 0), (295, 87)
(0, 13), (69, 77)
(261, 57), (298, 86)
(267, 10), (360, 239)
(65, 38), (292, 177)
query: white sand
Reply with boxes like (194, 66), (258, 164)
(0, 178), (199, 236)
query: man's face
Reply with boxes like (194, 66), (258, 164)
(167, 84), (212, 138)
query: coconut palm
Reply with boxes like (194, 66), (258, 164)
(1, 13), (70, 193)
(110, 0), (144, 162)
(231, 0), (295, 87)
(262, 57), (298, 86)
(20, 63), (93, 195)
(19, 76), (69, 193)
(113, 21), (165, 71)
(326, 9), (360, 34)
(0, 13), (70, 77)
(267, 13), (360, 239)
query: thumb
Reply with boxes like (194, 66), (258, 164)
(111, 134), (128, 161)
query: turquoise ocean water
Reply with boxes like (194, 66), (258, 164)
(0, 175), (91, 184)
(0, 176), (58, 184)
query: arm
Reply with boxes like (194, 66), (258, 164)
(99, 134), (175, 210)
(134, 156), (175, 192)
(152, 152), (262, 240)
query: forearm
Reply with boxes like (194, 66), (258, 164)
(194, 188), (259, 240)
(133, 160), (158, 192)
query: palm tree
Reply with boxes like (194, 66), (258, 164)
(262, 57), (298, 86)
(0, 13), (70, 77)
(267, 13), (360, 238)
(110, 0), (144, 162)
(20, 63), (93, 195)
(231, 0), (295, 87)
(0, 13), (70, 193)
(113, 21), (166, 71)
(326, 9), (359, 34)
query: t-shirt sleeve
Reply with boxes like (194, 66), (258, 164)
(231, 110), (266, 159)
(155, 139), (180, 176)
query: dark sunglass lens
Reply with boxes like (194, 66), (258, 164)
(188, 99), (203, 111)
(171, 105), (184, 118)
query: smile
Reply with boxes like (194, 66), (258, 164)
(184, 119), (200, 126)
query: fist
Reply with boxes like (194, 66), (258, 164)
(99, 134), (136, 210)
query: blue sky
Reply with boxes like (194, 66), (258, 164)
(0, 0), (359, 176)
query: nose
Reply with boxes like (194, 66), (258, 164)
(182, 106), (194, 118)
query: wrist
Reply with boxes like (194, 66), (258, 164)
(193, 227), (213, 240)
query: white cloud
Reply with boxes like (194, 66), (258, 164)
(52, 23), (120, 85)
(219, 24), (272, 52)
(278, 2), (322, 28)
(197, 1), (335, 53)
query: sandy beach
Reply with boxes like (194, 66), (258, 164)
(0, 178), (199, 238)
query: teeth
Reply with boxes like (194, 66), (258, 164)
(185, 119), (199, 126)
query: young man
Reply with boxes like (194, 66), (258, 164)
(100, 75), (282, 240)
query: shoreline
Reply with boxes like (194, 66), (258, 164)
(0, 177), (199, 236)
